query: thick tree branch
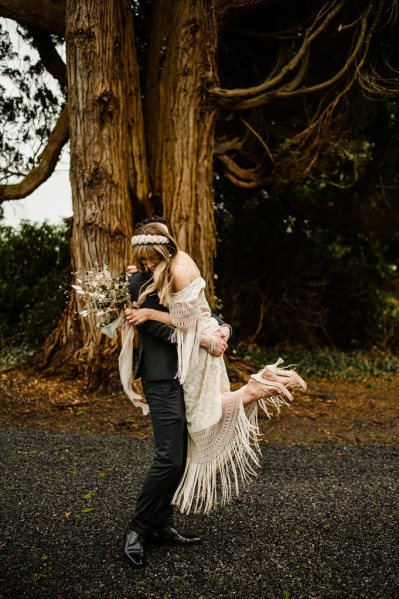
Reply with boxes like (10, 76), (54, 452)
(214, 137), (243, 155)
(30, 27), (67, 87)
(0, 0), (65, 36)
(0, 105), (69, 203)
(215, 0), (285, 25)
(214, 6), (371, 111)
(217, 154), (263, 187)
(280, 49), (309, 92)
(224, 172), (262, 188)
(212, 0), (345, 100)
(217, 154), (261, 179)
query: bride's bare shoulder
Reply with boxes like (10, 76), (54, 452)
(177, 250), (199, 271)
(172, 263), (193, 293)
(172, 251), (200, 292)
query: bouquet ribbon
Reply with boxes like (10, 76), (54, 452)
(101, 315), (149, 416)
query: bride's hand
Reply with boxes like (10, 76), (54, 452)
(124, 308), (136, 324)
(125, 308), (151, 325)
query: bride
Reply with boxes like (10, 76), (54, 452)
(126, 221), (306, 513)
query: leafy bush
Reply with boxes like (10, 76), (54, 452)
(236, 346), (399, 381)
(215, 186), (399, 351)
(0, 221), (70, 347)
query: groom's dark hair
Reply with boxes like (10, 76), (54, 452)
(134, 215), (167, 231)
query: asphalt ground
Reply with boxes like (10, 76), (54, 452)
(1, 427), (398, 599)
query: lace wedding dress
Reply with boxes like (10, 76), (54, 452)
(168, 276), (263, 514)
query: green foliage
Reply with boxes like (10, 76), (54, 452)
(0, 21), (65, 181)
(215, 184), (399, 351)
(0, 221), (70, 347)
(237, 346), (399, 381)
(0, 339), (35, 369)
(1, 3), (398, 356)
(214, 2), (399, 353)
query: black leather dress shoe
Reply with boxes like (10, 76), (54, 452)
(124, 529), (145, 568)
(149, 525), (202, 547)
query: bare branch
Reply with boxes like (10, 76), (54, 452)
(248, 291), (267, 345)
(215, 0), (278, 25)
(217, 153), (262, 180)
(214, 137), (243, 155)
(217, 153), (263, 188)
(218, 6), (371, 111)
(224, 172), (262, 188)
(356, 60), (399, 97)
(0, 105), (69, 203)
(0, 0), (65, 36)
(239, 116), (274, 163)
(30, 28), (67, 87)
(280, 49), (309, 92)
(211, 0), (345, 100)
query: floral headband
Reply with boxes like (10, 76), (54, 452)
(131, 234), (169, 245)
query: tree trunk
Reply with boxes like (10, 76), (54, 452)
(145, 0), (219, 302)
(37, 0), (149, 385)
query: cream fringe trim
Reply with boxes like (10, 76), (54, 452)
(173, 389), (261, 514)
(258, 393), (292, 419)
(170, 324), (202, 385)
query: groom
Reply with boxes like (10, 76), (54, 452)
(124, 218), (230, 569)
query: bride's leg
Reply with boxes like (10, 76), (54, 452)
(242, 372), (293, 406)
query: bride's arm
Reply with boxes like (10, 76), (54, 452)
(125, 307), (228, 356)
(125, 307), (171, 326)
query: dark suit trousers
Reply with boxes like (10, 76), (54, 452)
(129, 379), (187, 534)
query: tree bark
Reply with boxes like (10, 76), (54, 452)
(37, 0), (149, 385)
(145, 0), (219, 302)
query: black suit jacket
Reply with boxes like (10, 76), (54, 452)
(128, 271), (228, 382)
(129, 272), (178, 381)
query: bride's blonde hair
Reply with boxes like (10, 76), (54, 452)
(131, 222), (178, 307)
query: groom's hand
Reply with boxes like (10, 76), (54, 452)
(125, 265), (138, 280)
(200, 331), (228, 357)
(217, 324), (232, 341)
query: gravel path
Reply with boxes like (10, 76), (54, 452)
(1, 427), (398, 599)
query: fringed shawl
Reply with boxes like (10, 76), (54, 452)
(169, 292), (203, 384)
(167, 277), (262, 513)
